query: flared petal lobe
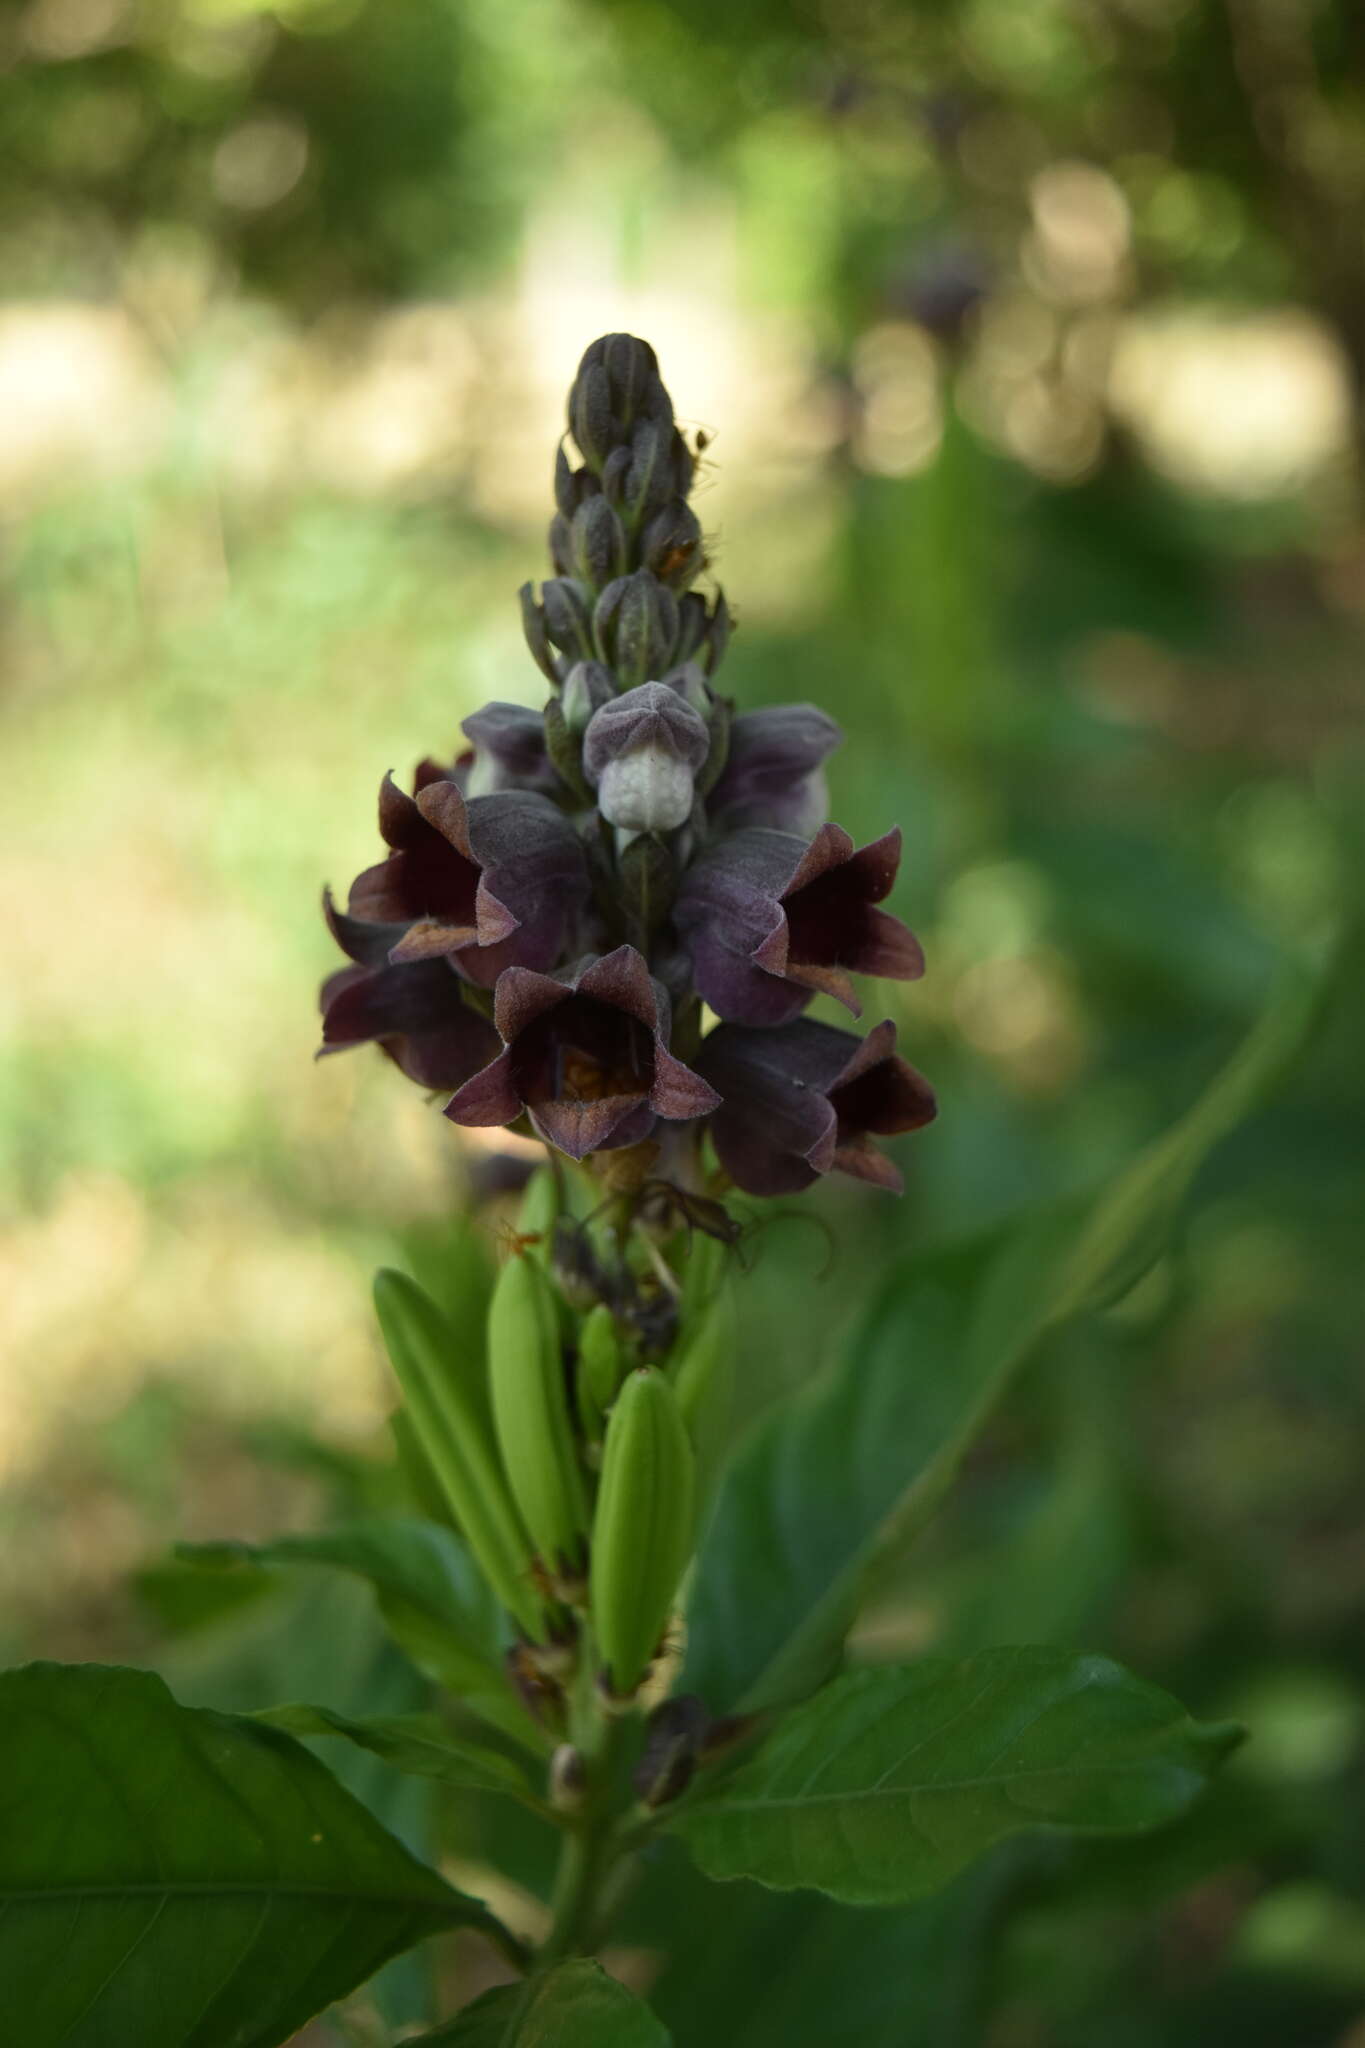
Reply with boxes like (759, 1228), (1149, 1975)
(445, 946), (720, 1161)
(338, 771), (591, 988)
(319, 958), (501, 1093)
(675, 823), (925, 1026)
(696, 1017), (936, 1195)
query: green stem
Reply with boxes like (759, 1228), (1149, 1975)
(537, 1650), (637, 1968)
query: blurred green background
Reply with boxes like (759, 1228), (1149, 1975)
(2, 0), (1364, 2041)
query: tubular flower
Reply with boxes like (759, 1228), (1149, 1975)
(708, 705), (841, 837)
(696, 1018), (937, 1196)
(674, 823), (925, 1026)
(344, 770), (591, 988)
(321, 332), (935, 1203)
(445, 947), (718, 1160)
(320, 897), (500, 1092)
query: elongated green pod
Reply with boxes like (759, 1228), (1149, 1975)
(488, 1251), (589, 1582)
(591, 1367), (697, 1696)
(517, 1164), (560, 1263)
(671, 1281), (736, 1513)
(576, 1302), (624, 1439)
(374, 1269), (542, 1637)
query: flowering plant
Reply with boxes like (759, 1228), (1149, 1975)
(0, 338), (1319, 2048)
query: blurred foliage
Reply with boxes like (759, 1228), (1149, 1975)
(2, 0), (1364, 2042)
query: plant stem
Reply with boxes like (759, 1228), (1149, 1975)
(538, 1647), (636, 1967)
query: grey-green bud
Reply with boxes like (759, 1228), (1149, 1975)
(561, 659), (615, 737)
(541, 577), (595, 659)
(573, 495), (627, 591)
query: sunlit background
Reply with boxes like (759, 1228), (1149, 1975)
(3, 0), (1364, 2038)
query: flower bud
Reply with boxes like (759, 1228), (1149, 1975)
(672, 591), (708, 666)
(488, 1250), (589, 1587)
(560, 659), (615, 737)
(590, 1367), (696, 1697)
(541, 577), (595, 659)
(553, 442), (589, 519)
(571, 362), (615, 471)
(519, 581), (558, 684)
(373, 1269), (543, 1638)
(583, 681), (709, 834)
(600, 444), (633, 508)
(594, 569), (678, 687)
(642, 502), (703, 590)
(548, 512), (574, 577)
(602, 332), (664, 422)
(573, 495), (627, 591)
(541, 695), (592, 805)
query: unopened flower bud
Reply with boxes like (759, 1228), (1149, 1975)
(583, 682), (709, 833)
(573, 495), (627, 591)
(594, 569), (678, 687)
(541, 578), (595, 659)
(571, 361), (615, 471)
(661, 661), (711, 717)
(555, 442), (601, 520)
(548, 511), (574, 577)
(642, 503), (703, 590)
(601, 332), (664, 422)
(519, 581), (558, 683)
(600, 444), (633, 507)
(561, 659), (615, 736)
(673, 592), (708, 666)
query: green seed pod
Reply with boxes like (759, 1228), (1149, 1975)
(517, 1163), (561, 1260)
(671, 1282), (737, 1517)
(373, 1269), (542, 1637)
(576, 1301), (624, 1439)
(488, 1251), (589, 1584)
(591, 1367), (696, 1697)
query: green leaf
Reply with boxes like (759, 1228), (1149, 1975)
(406, 1959), (670, 2044)
(683, 973), (1325, 1713)
(177, 1516), (538, 1749)
(254, 1702), (547, 1812)
(0, 1662), (512, 2048)
(674, 1649), (1241, 1906)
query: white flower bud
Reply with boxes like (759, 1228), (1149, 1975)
(597, 743), (697, 831)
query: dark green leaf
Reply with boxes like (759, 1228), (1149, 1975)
(254, 1702), (547, 1811)
(684, 974), (1325, 1713)
(675, 1649), (1241, 1905)
(177, 1516), (537, 1748)
(0, 1662), (512, 2048)
(406, 1958), (670, 2044)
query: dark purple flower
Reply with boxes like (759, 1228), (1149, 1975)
(674, 823), (925, 1026)
(445, 946), (719, 1160)
(461, 702), (560, 798)
(709, 704), (841, 837)
(696, 1016), (936, 1195)
(583, 681), (710, 832)
(319, 897), (500, 1091)
(342, 771), (590, 989)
